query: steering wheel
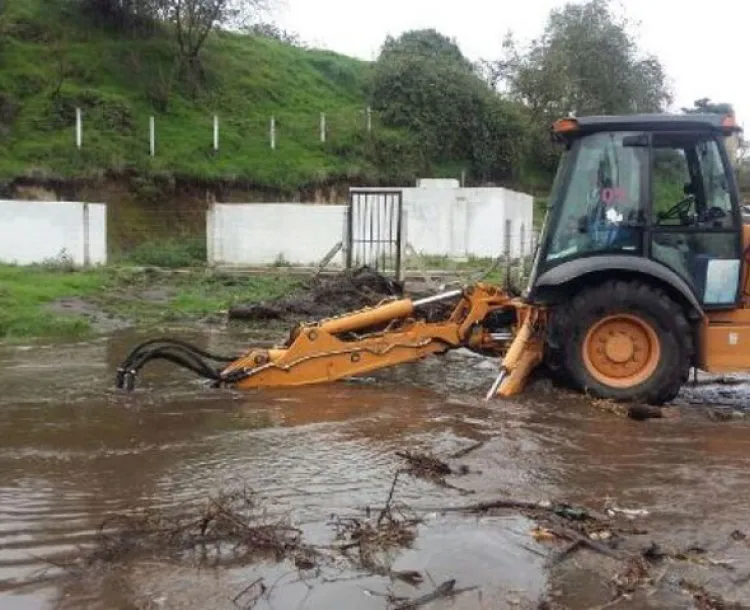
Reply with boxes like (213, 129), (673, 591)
(657, 195), (695, 224)
(698, 205), (728, 225)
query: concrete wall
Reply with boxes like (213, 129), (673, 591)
(0, 200), (107, 266)
(206, 184), (534, 267)
(207, 203), (347, 267)
(352, 186), (534, 259)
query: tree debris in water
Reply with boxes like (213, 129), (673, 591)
(395, 450), (474, 493)
(389, 578), (479, 609)
(69, 486), (312, 571)
(448, 440), (486, 459)
(680, 578), (746, 610)
(331, 472), (422, 579)
(40, 441), (745, 610)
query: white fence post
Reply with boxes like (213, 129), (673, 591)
(149, 116), (155, 157)
(270, 116), (276, 150)
(75, 107), (82, 149)
(82, 202), (90, 269)
(320, 112), (326, 144)
(366, 106), (372, 133)
(213, 115), (219, 152)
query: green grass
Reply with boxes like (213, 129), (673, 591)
(114, 238), (207, 268)
(0, 265), (107, 339)
(98, 269), (301, 324)
(0, 263), (301, 341)
(0, 0), (422, 188)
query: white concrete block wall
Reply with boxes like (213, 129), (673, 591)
(208, 203), (347, 267)
(0, 200), (107, 266)
(353, 186), (534, 260)
(207, 185), (533, 267)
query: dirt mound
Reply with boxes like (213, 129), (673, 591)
(228, 267), (405, 322)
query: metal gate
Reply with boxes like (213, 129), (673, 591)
(346, 189), (404, 279)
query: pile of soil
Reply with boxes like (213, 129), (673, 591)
(228, 267), (406, 322)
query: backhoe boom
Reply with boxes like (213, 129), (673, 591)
(115, 282), (543, 398)
(220, 283), (519, 389)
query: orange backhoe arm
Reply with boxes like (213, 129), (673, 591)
(218, 283), (520, 389)
(117, 282), (546, 399)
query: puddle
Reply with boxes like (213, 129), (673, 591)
(1, 328), (750, 608)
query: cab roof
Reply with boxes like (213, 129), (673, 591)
(552, 113), (742, 137)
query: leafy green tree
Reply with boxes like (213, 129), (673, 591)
(489, 0), (672, 180)
(369, 29), (526, 182)
(498, 0), (671, 117)
(682, 97), (734, 116)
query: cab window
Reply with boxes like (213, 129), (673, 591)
(652, 133), (736, 229)
(545, 131), (646, 263)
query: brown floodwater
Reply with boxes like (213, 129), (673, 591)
(1, 328), (750, 609)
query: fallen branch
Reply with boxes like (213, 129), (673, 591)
(549, 526), (621, 560)
(448, 441), (486, 459)
(680, 578), (747, 610)
(395, 450), (475, 494)
(232, 577), (265, 609)
(426, 498), (599, 522)
(390, 579), (478, 610)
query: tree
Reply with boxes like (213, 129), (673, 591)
(497, 0), (671, 117)
(378, 29), (474, 72)
(75, 0), (159, 32)
(369, 29), (526, 182)
(243, 21), (304, 47)
(682, 97), (734, 116)
(488, 0), (672, 179)
(154, 0), (266, 73)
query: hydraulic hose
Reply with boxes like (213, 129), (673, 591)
(115, 338), (242, 391)
(119, 337), (237, 369)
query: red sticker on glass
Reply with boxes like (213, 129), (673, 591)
(601, 187), (626, 204)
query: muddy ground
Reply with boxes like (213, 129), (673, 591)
(1, 321), (750, 610)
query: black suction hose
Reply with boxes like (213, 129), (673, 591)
(115, 338), (244, 391)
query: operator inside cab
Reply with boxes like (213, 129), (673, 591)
(548, 131), (645, 260)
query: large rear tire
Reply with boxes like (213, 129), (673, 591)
(545, 279), (693, 405)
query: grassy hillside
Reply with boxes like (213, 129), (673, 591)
(0, 0), (418, 188)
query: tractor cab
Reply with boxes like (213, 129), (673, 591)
(527, 113), (745, 311)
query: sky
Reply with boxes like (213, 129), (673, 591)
(274, 0), (750, 128)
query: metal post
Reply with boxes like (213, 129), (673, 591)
(213, 115), (219, 152)
(149, 116), (155, 157)
(320, 112), (326, 144)
(75, 107), (82, 149)
(518, 224), (526, 285)
(270, 116), (276, 150)
(395, 192), (403, 281)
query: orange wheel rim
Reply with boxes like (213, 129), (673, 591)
(582, 314), (661, 389)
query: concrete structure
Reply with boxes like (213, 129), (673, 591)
(206, 183), (534, 268)
(0, 200), (107, 266)
(353, 185), (534, 259)
(207, 203), (347, 267)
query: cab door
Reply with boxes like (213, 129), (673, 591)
(648, 131), (743, 309)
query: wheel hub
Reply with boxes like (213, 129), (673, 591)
(604, 333), (635, 363)
(582, 314), (661, 389)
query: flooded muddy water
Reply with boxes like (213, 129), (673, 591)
(2, 328), (750, 609)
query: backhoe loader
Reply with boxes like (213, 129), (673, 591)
(117, 112), (750, 405)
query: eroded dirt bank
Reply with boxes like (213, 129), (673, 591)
(1, 329), (750, 609)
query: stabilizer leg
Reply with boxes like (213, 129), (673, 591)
(486, 309), (543, 401)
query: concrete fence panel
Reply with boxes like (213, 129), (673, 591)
(208, 203), (348, 267)
(0, 200), (107, 266)
(351, 185), (534, 260)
